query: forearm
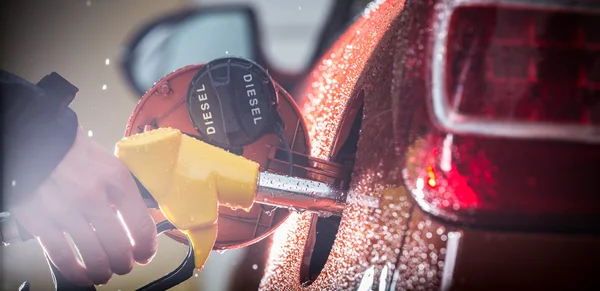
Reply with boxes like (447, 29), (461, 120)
(1, 70), (79, 210)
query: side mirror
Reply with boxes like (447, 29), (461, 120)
(120, 6), (266, 96)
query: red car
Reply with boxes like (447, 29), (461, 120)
(260, 0), (600, 290)
(120, 0), (600, 290)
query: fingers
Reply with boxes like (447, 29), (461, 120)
(37, 180), (113, 285)
(37, 226), (93, 287)
(84, 198), (134, 275)
(11, 185), (94, 287)
(9, 129), (159, 288)
(60, 214), (113, 286)
(108, 169), (157, 265)
(13, 204), (93, 287)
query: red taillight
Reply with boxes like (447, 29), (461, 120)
(446, 5), (600, 125)
(403, 2), (600, 231)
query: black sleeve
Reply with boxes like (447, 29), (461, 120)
(1, 70), (79, 211)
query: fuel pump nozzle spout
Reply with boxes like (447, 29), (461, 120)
(256, 172), (346, 217)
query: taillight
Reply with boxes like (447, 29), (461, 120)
(446, 4), (600, 127)
(403, 1), (600, 231)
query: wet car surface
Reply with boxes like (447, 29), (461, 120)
(258, 0), (600, 290)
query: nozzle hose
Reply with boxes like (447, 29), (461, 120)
(255, 172), (347, 216)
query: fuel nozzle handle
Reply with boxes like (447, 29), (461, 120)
(0, 172), (347, 245)
(1, 128), (348, 267)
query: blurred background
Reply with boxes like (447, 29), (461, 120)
(0, 0), (337, 290)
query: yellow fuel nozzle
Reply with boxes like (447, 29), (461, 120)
(114, 128), (259, 270)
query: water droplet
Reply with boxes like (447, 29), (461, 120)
(298, 6), (302, 10)
(11, 180), (16, 187)
(105, 58), (110, 65)
(87, 130), (93, 137)
(102, 84), (107, 90)
(194, 273), (199, 277)
(225, 50), (229, 55)
(436, 227), (445, 235)
(252, 264), (258, 270)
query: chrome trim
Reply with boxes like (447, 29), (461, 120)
(441, 231), (463, 291)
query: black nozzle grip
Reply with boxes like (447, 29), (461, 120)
(131, 174), (158, 208)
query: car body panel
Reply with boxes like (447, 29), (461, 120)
(259, 0), (600, 290)
(260, 1), (409, 290)
(399, 207), (600, 291)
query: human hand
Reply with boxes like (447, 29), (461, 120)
(9, 127), (158, 286)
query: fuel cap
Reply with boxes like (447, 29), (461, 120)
(125, 63), (310, 250)
(186, 57), (278, 149)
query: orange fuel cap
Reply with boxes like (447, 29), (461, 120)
(124, 60), (311, 250)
